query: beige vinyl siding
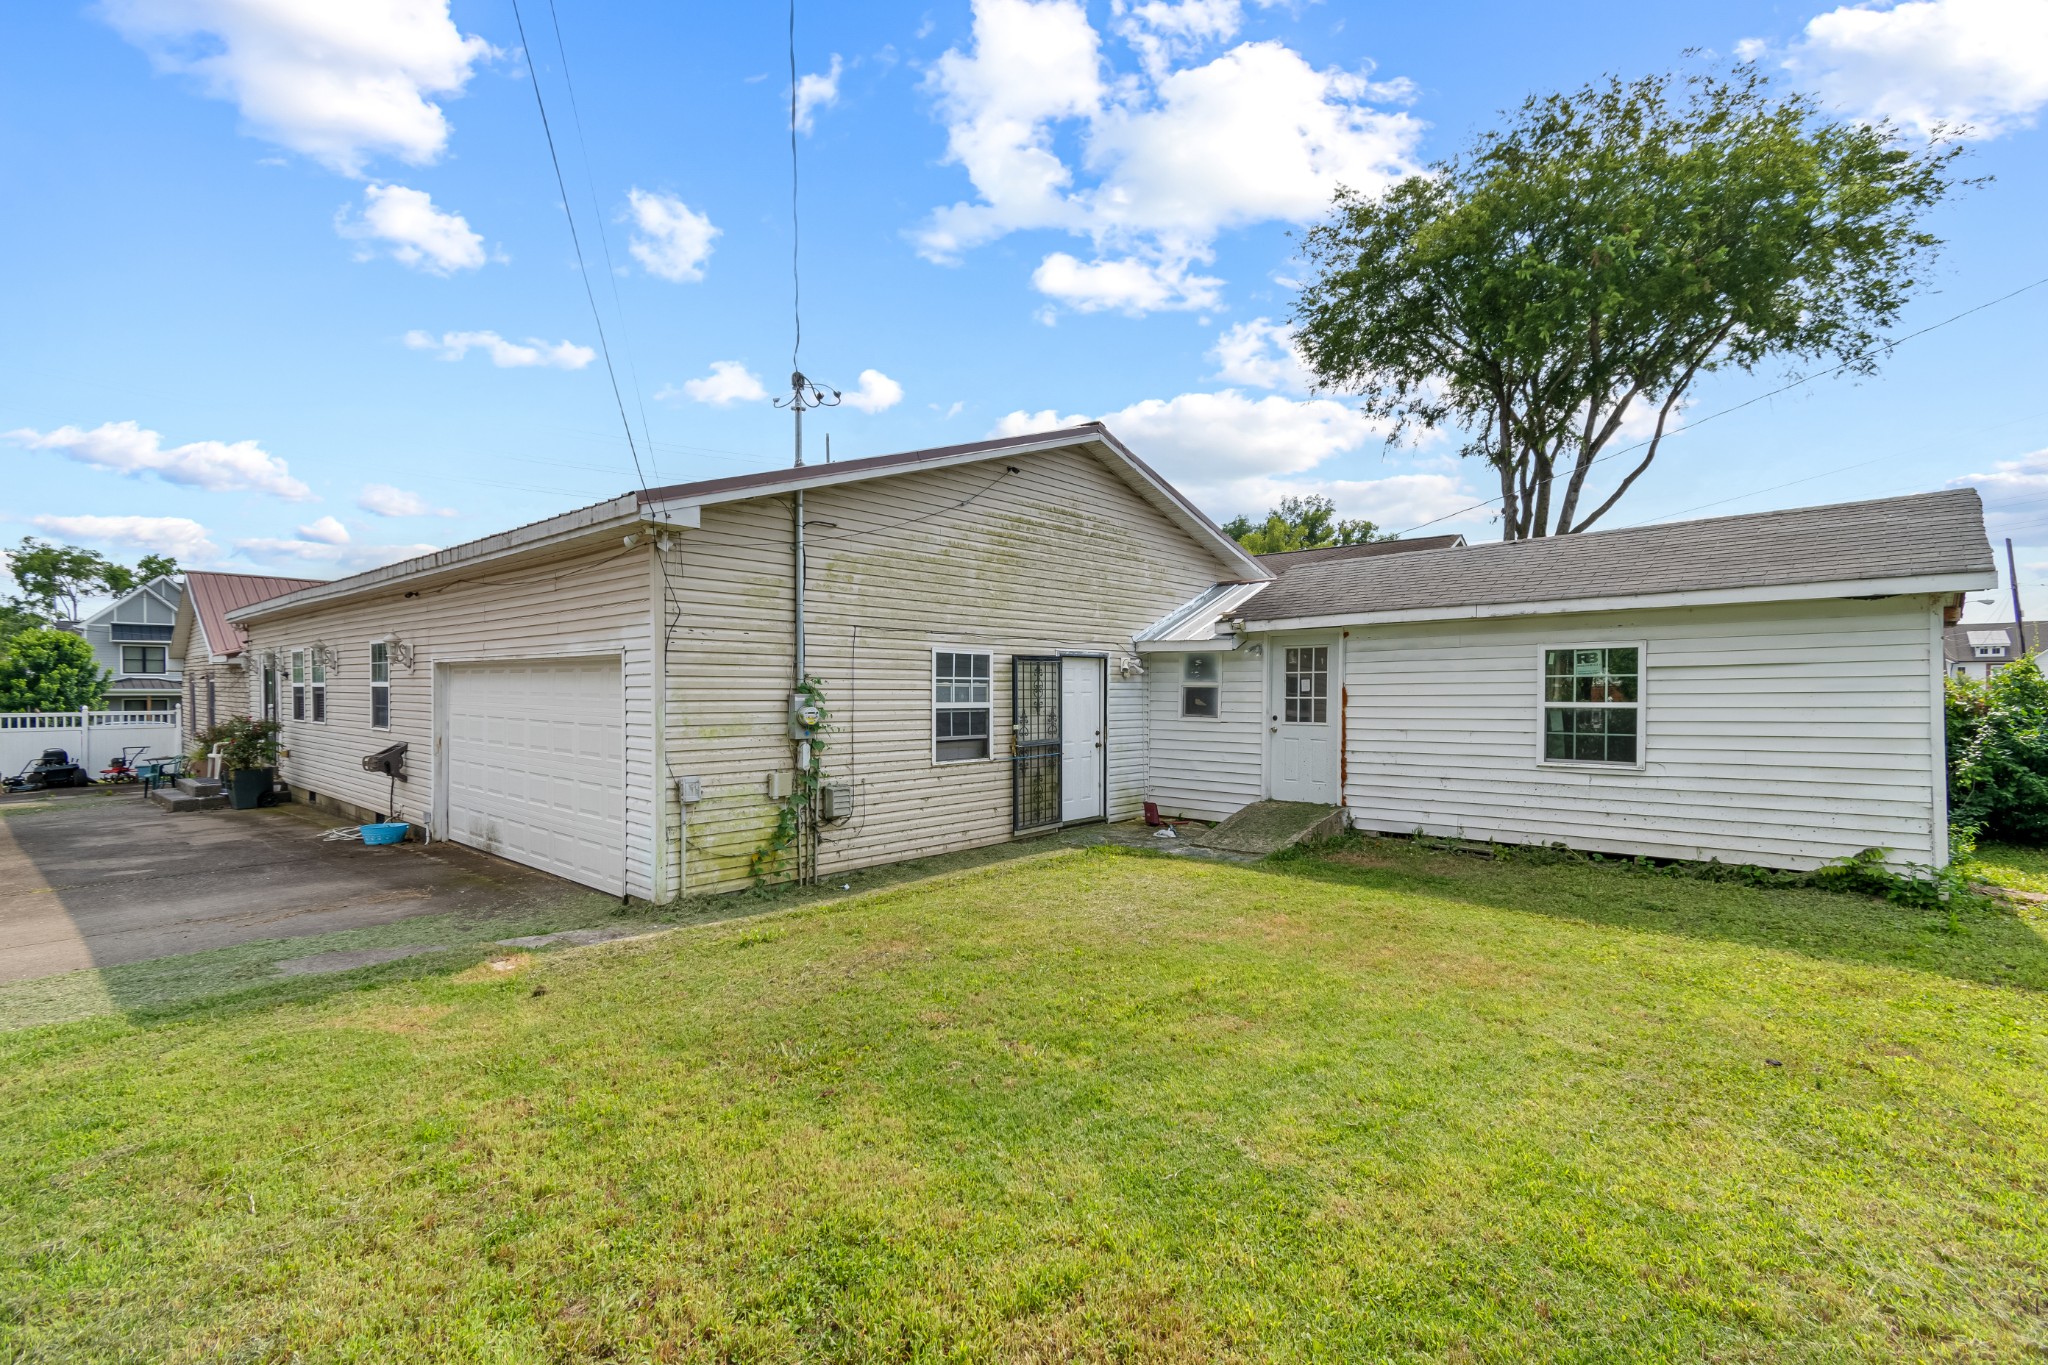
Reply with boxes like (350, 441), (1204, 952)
(1341, 596), (1946, 869)
(1145, 646), (1265, 821)
(177, 627), (242, 750)
(240, 542), (661, 900)
(665, 445), (1226, 892)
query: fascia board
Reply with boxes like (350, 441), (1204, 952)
(1243, 571), (1999, 632)
(226, 495), (646, 623)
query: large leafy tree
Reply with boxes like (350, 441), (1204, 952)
(0, 628), (109, 712)
(1223, 495), (1392, 555)
(99, 554), (181, 595)
(1293, 65), (1966, 540)
(6, 538), (180, 621)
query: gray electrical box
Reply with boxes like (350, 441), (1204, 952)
(819, 783), (851, 822)
(676, 775), (703, 805)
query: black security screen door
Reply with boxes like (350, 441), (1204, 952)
(1012, 656), (1062, 832)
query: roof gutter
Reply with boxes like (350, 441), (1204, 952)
(1243, 570), (1999, 633)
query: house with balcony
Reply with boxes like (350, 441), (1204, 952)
(75, 576), (184, 713)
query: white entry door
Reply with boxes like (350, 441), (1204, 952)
(441, 657), (626, 894)
(1060, 655), (1105, 823)
(1269, 638), (1339, 804)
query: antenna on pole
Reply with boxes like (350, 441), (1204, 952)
(771, 0), (838, 470)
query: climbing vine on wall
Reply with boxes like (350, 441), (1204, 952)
(750, 675), (831, 884)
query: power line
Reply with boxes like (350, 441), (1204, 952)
(1393, 273), (2048, 537)
(543, 0), (659, 480)
(507, 0), (647, 491)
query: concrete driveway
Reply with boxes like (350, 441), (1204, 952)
(0, 788), (594, 985)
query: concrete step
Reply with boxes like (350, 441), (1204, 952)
(1192, 801), (1345, 856)
(175, 776), (223, 798)
(149, 787), (228, 813)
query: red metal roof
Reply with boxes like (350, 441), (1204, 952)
(186, 571), (324, 658)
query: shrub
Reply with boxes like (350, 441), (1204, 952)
(191, 715), (280, 775)
(1946, 657), (2048, 843)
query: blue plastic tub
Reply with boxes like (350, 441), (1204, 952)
(361, 822), (409, 846)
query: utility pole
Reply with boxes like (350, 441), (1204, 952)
(776, 371), (838, 883)
(2009, 537), (2028, 656)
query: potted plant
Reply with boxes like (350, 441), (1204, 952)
(211, 715), (282, 809)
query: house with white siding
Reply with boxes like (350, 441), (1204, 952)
(212, 425), (1994, 898)
(224, 427), (1261, 898)
(1141, 488), (1994, 870)
(172, 571), (324, 746)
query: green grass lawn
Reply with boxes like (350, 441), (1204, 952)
(4, 839), (2046, 1362)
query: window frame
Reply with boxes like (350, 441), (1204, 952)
(931, 646), (994, 765)
(310, 652), (327, 723)
(1181, 652), (1222, 719)
(369, 642), (391, 730)
(120, 644), (168, 675)
(1535, 641), (1647, 771)
(290, 649), (306, 722)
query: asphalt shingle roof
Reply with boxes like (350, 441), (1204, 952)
(1244, 488), (1991, 623)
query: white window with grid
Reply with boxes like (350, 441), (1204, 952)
(933, 649), (992, 763)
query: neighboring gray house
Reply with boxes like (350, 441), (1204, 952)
(1941, 621), (2045, 680)
(75, 576), (183, 712)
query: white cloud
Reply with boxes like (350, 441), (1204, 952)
(1116, 0), (1247, 80)
(795, 54), (843, 132)
(664, 361), (769, 406)
(990, 388), (1474, 527)
(1757, 0), (2048, 138)
(101, 0), (494, 176)
(1954, 447), (2048, 497)
(7, 420), (312, 500)
(30, 514), (218, 563)
(919, 0), (1425, 314)
(626, 189), (719, 282)
(403, 329), (594, 369)
(840, 369), (905, 414)
(1032, 251), (1222, 313)
(1209, 316), (1313, 390)
(294, 515), (351, 545)
(338, 183), (486, 273)
(357, 483), (457, 517)
(235, 532), (437, 569)
(1951, 447), (2048, 537)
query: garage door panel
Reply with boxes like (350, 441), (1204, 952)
(443, 658), (625, 894)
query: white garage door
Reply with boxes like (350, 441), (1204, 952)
(442, 658), (625, 894)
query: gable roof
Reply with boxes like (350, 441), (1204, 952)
(1244, 488), (1994, 627)
(179, 571), (325, 659)
(635, 424), (1263, 579)
(1255, 535), (1466, 573)
(77, 575), (182, 629)
(1945, 621), (2047, 661)
(228, 425), (1265, 623)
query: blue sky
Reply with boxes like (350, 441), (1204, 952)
(4, 0), (2045, 621)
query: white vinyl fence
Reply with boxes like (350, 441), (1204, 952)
(1, 709), (183, 776)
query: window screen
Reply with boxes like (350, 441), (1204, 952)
(934, 650), (992, 762)
(1542, 646), (1640, 764)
